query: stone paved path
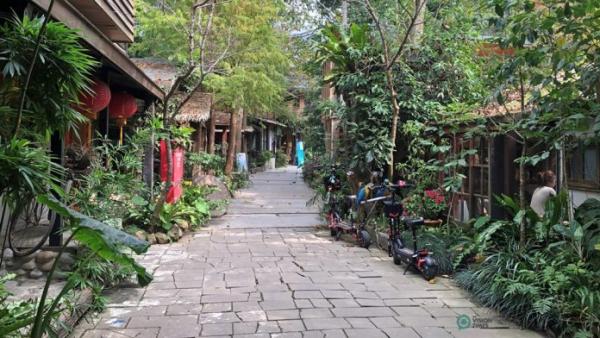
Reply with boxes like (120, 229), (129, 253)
(75, 167), (544, 338)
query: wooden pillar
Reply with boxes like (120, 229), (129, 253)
(207, 111), (216, 154)
(199, 125), (207, 152)
(193, 122), (202, 153)
(143, 103), (155, 199)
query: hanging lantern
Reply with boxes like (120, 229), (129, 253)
(74, 79), (111, 120)
(109, 92), (138, 145)
(108, 92), (138, 119)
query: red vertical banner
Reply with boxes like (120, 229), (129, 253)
(160, 140), (185, 203)
(160, 140), (168, 181)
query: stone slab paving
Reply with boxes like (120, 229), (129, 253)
(74, 167), (545, 338)
(211, 167), (321, 229)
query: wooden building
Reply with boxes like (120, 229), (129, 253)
(175, 92), (212, 153)
(447, 94), (599, 222)
(0, 0), (164, 246)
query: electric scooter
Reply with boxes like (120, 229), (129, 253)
(383, 181), (438, 281)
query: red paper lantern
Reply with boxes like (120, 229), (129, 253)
(74, 80), (111, 119)
(108, 92), (138, 119)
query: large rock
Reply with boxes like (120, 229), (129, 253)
(176, 220), (190, 232)
(29, 269), (44, 279)
(155, 232), (170, 244)
(57, 254), (76, 270)
(134, 230), (148, 241)
(21, 259), (36, 271)
(147, 233), (157, 245)
(193, 175), (231, 201)
(39, 260), (54, 272)
(167, 226), (183, 241)
(35, 250), (58, 264)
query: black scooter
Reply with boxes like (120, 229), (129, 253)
(383, 182), (438, 281)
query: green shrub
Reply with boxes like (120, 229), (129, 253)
(275, 150), (289, 167)
(224, 172), (250, 192)
(186, 152), (225, 177)
(455, 195), (600, 337)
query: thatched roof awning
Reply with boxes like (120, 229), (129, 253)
(214, 111), (231, 125)
(175, 91), (212, 123)
(474, 91), (526, 118)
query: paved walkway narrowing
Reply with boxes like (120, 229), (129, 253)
(75, 166), (544, 338)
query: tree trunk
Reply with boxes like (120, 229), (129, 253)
(341, 0), (348, 28)
(236, 110), (244, 153)
(225, 109), (241, 175)
(518, 141), (527, 246)
(386, 67), (401, 179)
(408, 0), (427, 44)
(151, 103), (173, 231)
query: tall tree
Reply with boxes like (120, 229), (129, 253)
(205, 0), (290, 175)
(132, 0), (229, 227)
(360, 0), (428, 178)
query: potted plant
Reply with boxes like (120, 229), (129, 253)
(262, 150), (275, 170)
(422, 189), (446, 226)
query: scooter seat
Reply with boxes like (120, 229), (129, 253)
(404, 217), (424, 228)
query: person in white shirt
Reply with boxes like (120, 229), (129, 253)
(530, 170), (557, 217)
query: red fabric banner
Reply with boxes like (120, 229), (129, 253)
(160, 140), (185, 203)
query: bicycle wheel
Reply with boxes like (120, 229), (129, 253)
(8, 199), (55, 257)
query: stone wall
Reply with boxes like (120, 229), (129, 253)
(2, 248), (75, 280)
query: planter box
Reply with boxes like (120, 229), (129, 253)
(266, 158), (276, 170)
(424, 219), (443, 227)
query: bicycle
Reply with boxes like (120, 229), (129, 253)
(1, 180), (72, 257)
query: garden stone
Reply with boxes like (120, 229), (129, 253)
(168, 226), (183, 241)
(21, 259), (36, 271)
(155, 232), (170, 244)
(3, 248), (13, 259)
(58, 254), (76, 270)
(35, 250), (58, 264)
(176, 220), (190, 231)
(195, 175), (230, 201)
(51, 270), (68, 280)
(15, 268), (27, 276)
(39, 260), (54, 272)
(147, 233), (157, 245)
(13, 255), (34, 266)
(29, 269), (44, 279)
(135, 230), (148, 241)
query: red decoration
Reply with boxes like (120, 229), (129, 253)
(74, 80), (111, 119)
(160, 140), (185, 203)
(424, 189), (445, 205)
(108, 92), (138, 119)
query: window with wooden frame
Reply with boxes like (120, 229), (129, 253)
(568, 145), (600, 191)
(450, 135), (492, 222)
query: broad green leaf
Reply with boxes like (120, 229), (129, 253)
(132, 195), (148, 206)
(474, 215), (491, 229)
(74, 227), (152, 286)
